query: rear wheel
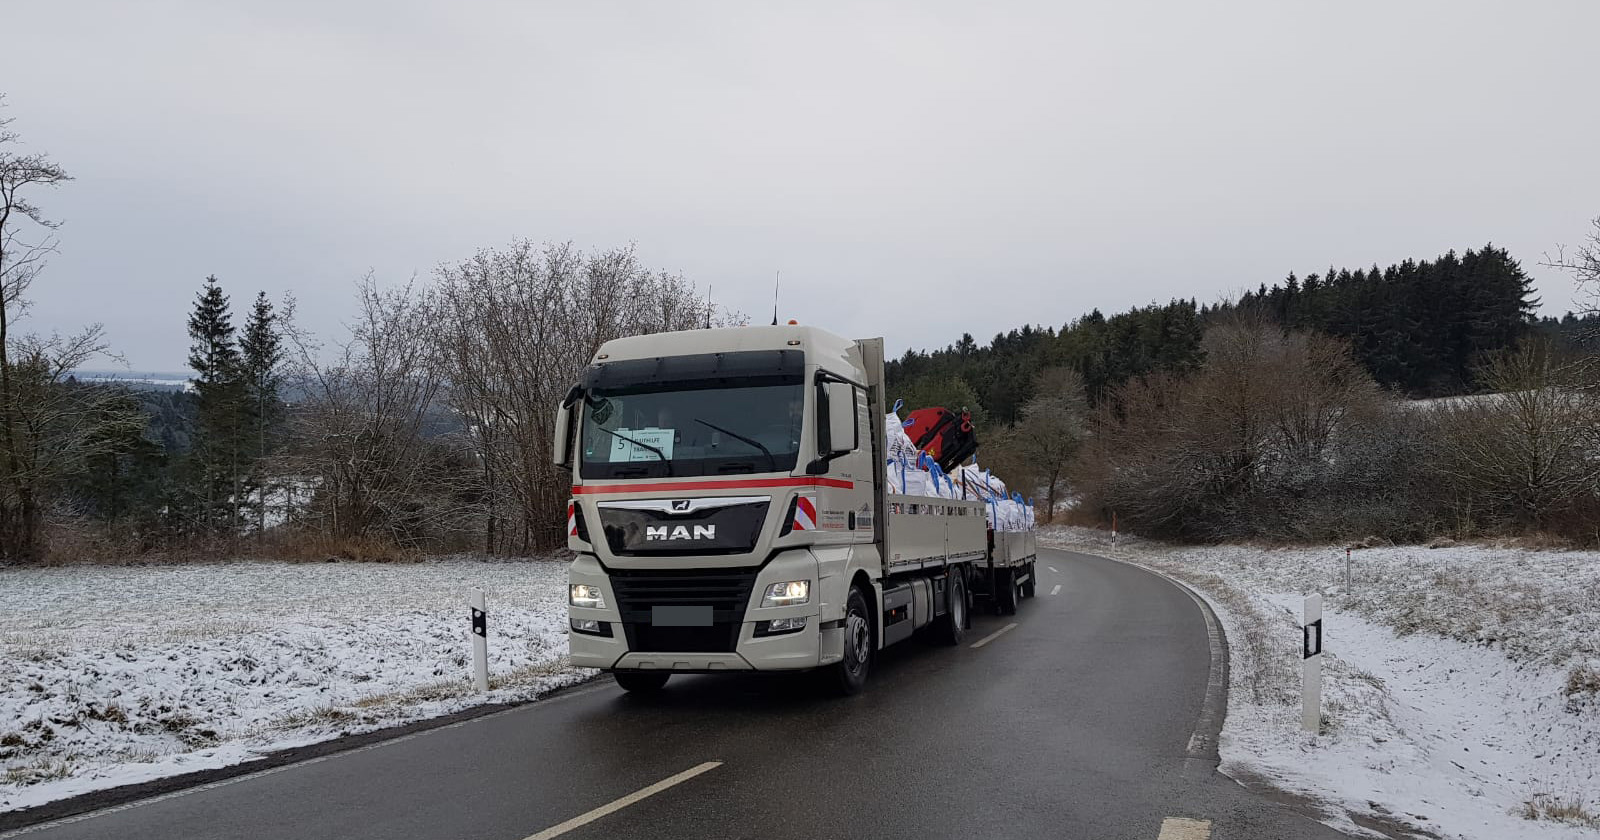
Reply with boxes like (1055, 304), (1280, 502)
(832, 586), (874, 695)
(997, 568), (1019, 615)
(613, 671), (670, 693)
(934, 569), (968, 645)
(1021, 562), (1037, 598)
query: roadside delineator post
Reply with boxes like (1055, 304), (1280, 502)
(1111, 512), (1118, 550)
(1344, 548), (1353, 594)
(1302, 594), (1323, 734)
(470, 588), (489, 694)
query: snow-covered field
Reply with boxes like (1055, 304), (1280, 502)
(1040, 526), (1600, 840)
(0, 558), (587, 814)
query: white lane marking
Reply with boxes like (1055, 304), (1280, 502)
(1157, 817), (1212, 839)
(969, 622), (1018, 649)
(1049, 566), (1059, 573)
(522, 761), (722, 840)
(1050, 584), (1062, 596)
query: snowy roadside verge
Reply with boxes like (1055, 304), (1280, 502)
(0, 557), (590, 814)
(1040, 527), (1600, 840)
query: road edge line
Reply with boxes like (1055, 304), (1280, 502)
(1042, 543), (1228, 764)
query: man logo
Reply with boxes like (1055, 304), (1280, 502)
(646, 525), (715, 541)
(671, 499), (692, 512)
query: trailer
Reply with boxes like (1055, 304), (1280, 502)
(973, 528), (1039, 614)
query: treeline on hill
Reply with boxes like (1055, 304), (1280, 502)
(1, 246), (728, 563)
(891, 240), (1600, 545)
(887, 245), (1590, 413)
(1224, 246), (1542, 395)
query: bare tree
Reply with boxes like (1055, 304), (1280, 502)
(435, 241), (719, 553)
(1544, 217), (1600, 393)
(280, 276), (475, 552)
(1430, 340), (1600, 534)
(1, 96), (84, 560)
(1006, 367), (1087, 521)
(3, 328), (146, 557)
(1072, 315), (1399, 541)
(1544, 217), (1600, 319)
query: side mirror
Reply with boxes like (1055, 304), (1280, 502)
(818, 380), (859, 456)
(552, 386), (581, 467)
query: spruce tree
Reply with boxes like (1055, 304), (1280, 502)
(185, 276), (245, 535)
(239, 292), (284, 537)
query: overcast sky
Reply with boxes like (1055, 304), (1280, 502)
(4, 0), (1598, 371)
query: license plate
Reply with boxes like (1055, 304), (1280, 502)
(652, 605), (713, 626)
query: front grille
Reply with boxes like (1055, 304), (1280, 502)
(599, 501), (769, 556)
(610, 568), (758, 653)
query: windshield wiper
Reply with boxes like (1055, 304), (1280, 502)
(694, 418), (777, 472)
(589, 426), (673, 475)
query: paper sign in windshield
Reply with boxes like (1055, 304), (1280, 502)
(609, 428), (676, 462)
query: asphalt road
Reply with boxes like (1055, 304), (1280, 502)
(9, 549), (1352, 840)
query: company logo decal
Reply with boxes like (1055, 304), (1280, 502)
(645, 525), (716, 541)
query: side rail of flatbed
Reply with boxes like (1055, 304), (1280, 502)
(882, 495), (987, 575)
(992, 530), (1037, 567)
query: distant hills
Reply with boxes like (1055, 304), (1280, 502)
(71, 371), (192, 393)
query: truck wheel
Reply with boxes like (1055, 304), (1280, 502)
(1021, 562), (1037, 598)
(934, 569), (968, 645)
(832, 586), (873, 695)
(614, 671), (670, 693)
(997, 569), (1019, 615)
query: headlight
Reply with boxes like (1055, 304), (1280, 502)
(569, 583), (605, 609)
(761, 580), (810, 608)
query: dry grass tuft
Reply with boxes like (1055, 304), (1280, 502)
(3, 758), (79, 787)
(269, 705), (358, 731)
(1517, 794), (1600, 828)
(84, 702), (129, 725)
(1564, 664), (1600, 712)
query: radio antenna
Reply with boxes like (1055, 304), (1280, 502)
(771, 271), (780, 326)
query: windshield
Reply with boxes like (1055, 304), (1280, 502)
(580, 383), (805, 479)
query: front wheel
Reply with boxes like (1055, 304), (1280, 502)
(614, 671), (670, 693)
(832, 586), (874, 695)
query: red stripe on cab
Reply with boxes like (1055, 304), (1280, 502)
(572, 477), (853, 495)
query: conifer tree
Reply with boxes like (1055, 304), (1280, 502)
(185, 275), (245, 534)
(239, 291), (284, 536)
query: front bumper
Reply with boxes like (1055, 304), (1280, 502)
(568, 551), (826, 672)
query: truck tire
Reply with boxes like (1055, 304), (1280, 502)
(832, 586), (874, 695)
(613, 671), (670, 693)
(997, 569), (1019, 615)
(933, 569), (968, 645)
(1021, 562), (1037, 598)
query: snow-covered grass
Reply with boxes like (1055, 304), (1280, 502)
(1040, 526), (1600, 840)
(0, 557), (588, 813)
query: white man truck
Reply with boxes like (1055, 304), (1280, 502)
(555, 324), (1033, 694)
